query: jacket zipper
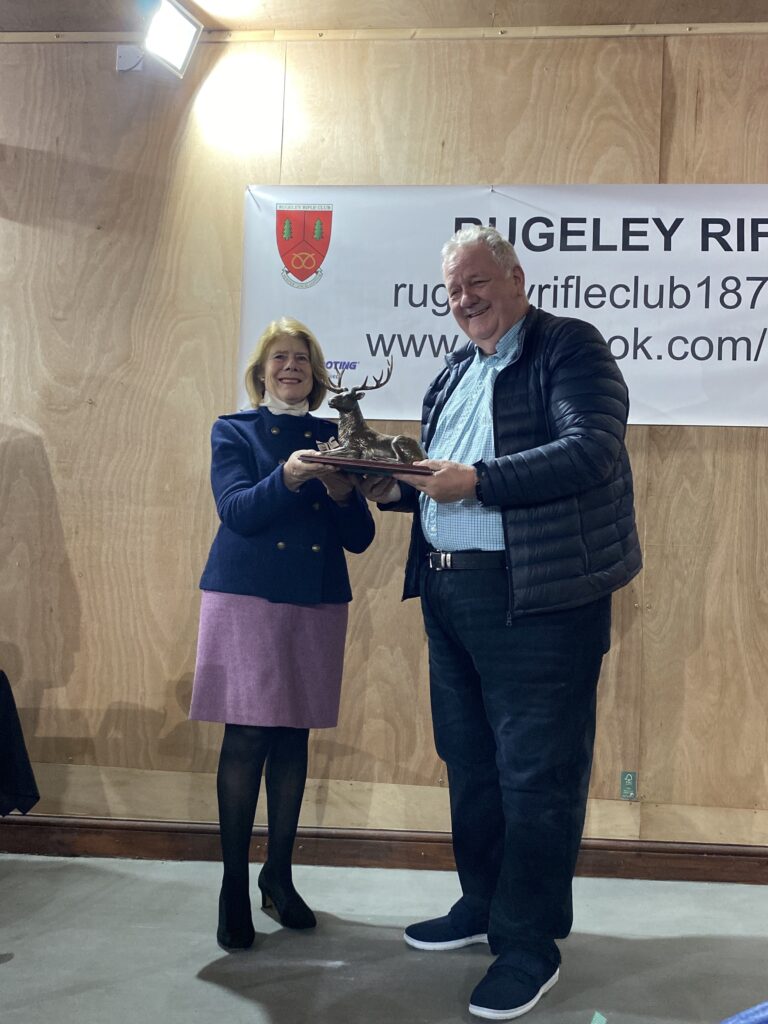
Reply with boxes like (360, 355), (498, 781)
(491, 318), (530, 627)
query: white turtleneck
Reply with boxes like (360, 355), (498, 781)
(260, 390), (310, 417)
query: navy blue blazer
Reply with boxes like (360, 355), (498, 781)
(200, 407), (374, 604)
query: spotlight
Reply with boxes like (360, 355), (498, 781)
(144, 0), (204, 78)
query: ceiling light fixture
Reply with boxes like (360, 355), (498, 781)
(144, 0), (204, 78)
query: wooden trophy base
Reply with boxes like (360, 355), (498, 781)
(298, 454), (433, 477)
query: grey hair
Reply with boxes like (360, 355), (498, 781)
(441, 225), (521, 276)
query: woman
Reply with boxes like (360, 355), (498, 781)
(190, 317), (374, 951)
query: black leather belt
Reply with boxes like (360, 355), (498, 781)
(427, 550), (506, 571)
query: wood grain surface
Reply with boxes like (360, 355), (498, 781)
(661, 34), (768, 183)
(280, 37), (661, 186)
(2, 1), (767, 33)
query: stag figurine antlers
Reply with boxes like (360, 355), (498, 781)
(323, 357), (425, 464)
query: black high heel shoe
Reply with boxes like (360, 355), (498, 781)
(217, 886), (256, 952)
(257, 867), (317, 930)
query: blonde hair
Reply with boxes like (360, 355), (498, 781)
(243, 317), (331, 411)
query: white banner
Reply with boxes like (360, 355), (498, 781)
(240, 185), (768, 426)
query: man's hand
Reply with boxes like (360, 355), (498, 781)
(394, 460), (477, 503)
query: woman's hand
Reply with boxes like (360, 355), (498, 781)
(357, 475), (402, 504)
(282, 450), (356, 503)
(322, 472), (356, 505)
(282, 449), (324, 491)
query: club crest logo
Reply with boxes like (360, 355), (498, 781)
(276, 204), (333, 288)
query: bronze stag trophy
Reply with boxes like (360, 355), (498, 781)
(299, 357), (432, 477)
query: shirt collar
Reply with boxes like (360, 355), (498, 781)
(475, 318), (524, 365)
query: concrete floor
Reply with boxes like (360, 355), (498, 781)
(1, 854), (766, 1024)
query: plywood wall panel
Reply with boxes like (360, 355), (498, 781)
(281, 37), (662, 185)
(661, 35), (768, 183)
(589, 425), (648, 804)
(640, 426), (768, 811)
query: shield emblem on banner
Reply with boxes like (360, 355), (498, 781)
(276, 205), (333, 287)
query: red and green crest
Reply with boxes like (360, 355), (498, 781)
(276, 204), (333, 286)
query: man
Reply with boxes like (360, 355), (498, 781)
(361, 225), (641, 1019)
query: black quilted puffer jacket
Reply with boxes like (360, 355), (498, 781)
(396, 305), (642, 617)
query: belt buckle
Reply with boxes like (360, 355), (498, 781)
(435, 551), (452, 571)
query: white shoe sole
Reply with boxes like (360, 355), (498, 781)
(468, 967), (559, 1019)
(404, 931), (488, 951)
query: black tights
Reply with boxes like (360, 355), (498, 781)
(217, 723), (309, 896)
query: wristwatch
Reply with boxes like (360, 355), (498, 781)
(473, 462), (487, 506)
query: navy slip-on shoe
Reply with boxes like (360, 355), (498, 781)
(468, 952), (559, 1020)
(404, 900), (489, 951)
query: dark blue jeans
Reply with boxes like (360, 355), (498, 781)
(420, 564), (611, 965)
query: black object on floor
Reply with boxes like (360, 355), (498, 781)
(0, 670), (40, 816)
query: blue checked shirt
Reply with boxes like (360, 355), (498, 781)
(420, 320), (523, 552)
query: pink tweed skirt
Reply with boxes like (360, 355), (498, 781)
(189, 590), (349, 728)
